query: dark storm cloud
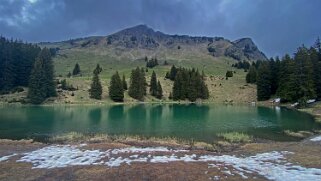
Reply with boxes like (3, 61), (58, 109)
(0, 0), (320, 57)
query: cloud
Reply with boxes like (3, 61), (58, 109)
(0, 0), (320, 57)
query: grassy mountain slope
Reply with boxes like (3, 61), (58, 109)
(35, 25), (260, 104)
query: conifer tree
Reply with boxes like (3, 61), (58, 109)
(246, 65), (257, 83)
(200, 78), (209, 99)
(173, 70), (183, 100)
(156, 80), (163, 99)
(109, 71), (124, 102)
(140, 67), (147, 96)
(41, 48), (57, 97)
(165, 72), (170, 79)
(292, 46), (316, 101)
(269, 58), (280, 95)
(309, 47), (321, 99)
(89, 67), (102, 100)
(28, 57), (46, 104)
(172, 67), (209, 101)
(93, 64), (102, 75)
(188, 72), (198, 101)
(169, 65), (177, 81)
(150, 71), (158, 96)
(128, 67), (146, 100)
(28, 48), (56, 104)
(122, 74), (128, 90)
(72, 63), (81, 75)
(257, 62), (271, 101)
(277, 54), (296, 101)
(0, 37), (40, 92)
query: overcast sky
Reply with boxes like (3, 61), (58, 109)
(0, 0), (320, 57)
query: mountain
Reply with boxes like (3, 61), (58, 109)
(39, 24), (267, 61)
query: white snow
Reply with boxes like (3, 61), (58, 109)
(17, 145), (106, 169)
(274, 98), (281, 103)
(0, 153), (17, 162)
(6, 145), (321, 180)
(310, 136), (321, 142)
(291, 102), (299, 107)
(307, 99), (316, 104)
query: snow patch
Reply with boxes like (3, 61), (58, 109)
(307, 99), (316, 104)
(11, 145), (321, 180)
(310, 136), (321, 142)
(0, 153), (17, 162)
(17, 145), (106, 169)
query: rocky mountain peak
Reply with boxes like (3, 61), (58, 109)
(113, 24), (163, 38)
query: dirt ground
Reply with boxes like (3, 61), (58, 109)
(0, 138), (320, 181)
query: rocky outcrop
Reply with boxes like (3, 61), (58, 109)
(41, 24), (267, 61)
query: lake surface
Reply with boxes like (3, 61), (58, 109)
(0, 104), (320, 142)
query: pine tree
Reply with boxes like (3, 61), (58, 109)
(72, 63), (81, 75)
(165, 72), (170, 79)
(128, 67), (146, 100)
(257, 62), (271, 101)
(122, 74), (128, 90)
(150, 71), (158, 96)
(188, 72), (198, 101)
(172, 67), (209, 101)
(309, 47), (321, 99)
(93, 64), (102, 75)
(173, 70), (183, 100)
(109, 71), (124, 102)
(27, 57), (46, 104)
(140, 67), (147, 96)
(40, 48), (56, 97)
(181, 69), (190, 99)
(293, 46), (316, 101)
(89, 68), (102, 100)
(277, 54), (296, 102)
(169, 65), (177, 81)
(0, 39), (15, 91)
(269, 58), (280, 95)
(246, 65), (257, 83)
(156, 80), (163, 99)
(200, 79), (209, 99)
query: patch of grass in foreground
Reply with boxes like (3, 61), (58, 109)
(217, 132), (252, 143)
(48, 132), (219, 151)
(49, 132), (187, 145)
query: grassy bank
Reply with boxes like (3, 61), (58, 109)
(299, 102), (321, 123)
(45, 132), (255, 152)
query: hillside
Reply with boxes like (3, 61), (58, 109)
(1, 25), (264, 104)
(39, 24), (267, 62)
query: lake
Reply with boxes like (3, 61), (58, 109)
(0, 104), (320, 142)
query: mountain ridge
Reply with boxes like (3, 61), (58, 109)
(39, 24), (267, 61)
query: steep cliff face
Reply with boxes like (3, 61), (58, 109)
(226, 38), (267, 61)
(40, 24), (267, 61)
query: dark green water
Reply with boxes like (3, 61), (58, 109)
(0, 104), (320, 142)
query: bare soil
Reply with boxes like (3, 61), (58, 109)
(0, 138), (320, 181)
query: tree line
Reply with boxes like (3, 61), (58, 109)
(0, 36), (209, 104)
(0, 36), (41, 93)
(90, 65), (208, 102)
(172, 67), (209, 101)
(28, 48), (57, 104)
(246, 38), (321, 105)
